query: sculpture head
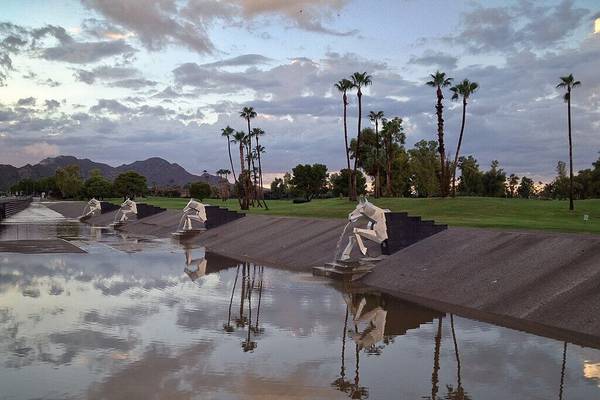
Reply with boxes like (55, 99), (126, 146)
(348, 196), (383, 222)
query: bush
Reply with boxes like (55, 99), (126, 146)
(189, 181), (212, 200)
(292, 198), (310, 204)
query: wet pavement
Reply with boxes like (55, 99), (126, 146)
(1, 204), (600, 399)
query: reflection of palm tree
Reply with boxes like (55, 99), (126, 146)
(333, 304), (352, 394)
(235, 263), (248, 328)
(559, 342), (567, 400)
(445, 314), (470, 399)
(223, 265), (240, 333)
(431, 317), (443, 400)
(242, 264), (257, 352)
(350, 340), (368, 399)
(251, 265), (265, 335)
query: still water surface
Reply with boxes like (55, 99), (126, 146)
(1, 211), (600, 399)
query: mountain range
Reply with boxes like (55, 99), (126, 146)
(0, 156), (222, 191)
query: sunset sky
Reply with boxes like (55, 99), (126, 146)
(1, 0), (599, 183)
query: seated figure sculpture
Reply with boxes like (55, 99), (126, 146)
(114, 198), (137, 224)
(80, 198), (101, 220)
(340, 197), (389, 261)
(176, 199), (207, 233)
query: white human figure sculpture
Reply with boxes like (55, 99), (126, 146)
(178, 199), (207, 232)
(80, 198), (101, 219)
(184, 248), (207, 282)
(115, 198), (137, 223)
(340, 197), (389, 261)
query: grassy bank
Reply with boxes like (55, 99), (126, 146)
(106, 196), (600, 234)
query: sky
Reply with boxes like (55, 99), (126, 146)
(1, 0), (599, 184)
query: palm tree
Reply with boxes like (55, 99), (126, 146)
(221, 126), (237, 183)
(350, 72), (373, 201)
(252, 128), (268, 209)
(369, 110), (385, 197)
(240, 107), (256, 203)
(557, 74), (581, 211)
(449, 79), (479, 197)
(335, 78), (354, 199)
(426, 71), (453, 197)
(232, 130), (249, 209)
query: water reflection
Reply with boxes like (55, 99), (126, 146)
(1, 236), (600, 399)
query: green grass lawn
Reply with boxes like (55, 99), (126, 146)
(106, 196), (600, 234)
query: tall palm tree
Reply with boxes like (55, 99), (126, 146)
(232, 130), (249, 209)
(426, 71), (453, 197)
(240, 107), (258, 202)
(221, 126), (237, 183)
(449, 79), (479, 197)
(557, 74), (581, 211)
(335, 78), (354, 199)
(369, 110), (385, 197)
(252, 128), (268, 209)
(350, 72), (373, 201)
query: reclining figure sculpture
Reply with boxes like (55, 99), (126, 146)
(177, 199), (207, 232)
(340, 197), (389, 261)
(114, 198), (137, 224)
(80, 198), (101, 220)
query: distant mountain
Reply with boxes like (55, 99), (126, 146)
(0, 155), (222, 190)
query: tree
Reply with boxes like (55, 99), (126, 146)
(335, 78), (354, 200)
(449, 79), (479, 196)
(55, 164), (83, 198)
(482, 160), (506, 197)
(507, 173), (519, 198)
(252, 128), (268, 208)
(84, 174), (112, 199)
(113, 171), (147, 199)
(556, 74), (581, 210)
(330, 169), (367, 197)
(231, 130), (250, 209)
(350, 72), (372, 201)
(240, 107), (258, 203)
(221, 126), (237, 184)
(189, 181), (212, 200)
(552, 161), (570, 199)
(426, 71), (453, 197)
(517, 176), (535, 199)
(368, 110), (385, 197)
(290, 163), (328, 201)
(409, 140), (440, 197)
(457, 156), (484, 196)
(381, 117), (405, 196)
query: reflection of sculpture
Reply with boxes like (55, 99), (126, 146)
(345, 294), (388, 353)
(177, 199), (207, 232)
(341, 197), (389, 261)
(114, 198), (137, 224)
(80, 198), (101, 220)
(183, 248), (207, 282)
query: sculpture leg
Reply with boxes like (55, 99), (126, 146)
(340, 236), (356, 261)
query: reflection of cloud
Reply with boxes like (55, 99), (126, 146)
(585, 361), (600, 386)
(595, 18), (600, 34)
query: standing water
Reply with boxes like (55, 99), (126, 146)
(1, 206), (600, 399)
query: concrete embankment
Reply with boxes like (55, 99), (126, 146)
(45, 201), (600, 345)
(362, 227), (600, 347)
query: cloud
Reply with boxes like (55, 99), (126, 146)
(41, 39), (135, 63)
(45, 99), (61, 111)
(16, 97), (36, 107)
(409, 50), (458, 70)
(22, 142), (60, 158)
(82, 0), (354, 57)
(89, 99), (131, 114)
(108, 78), (157, 89)
(201, 54), (273, 68)
(82, 0), (215, 53)
(446, 0), (590, 53)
